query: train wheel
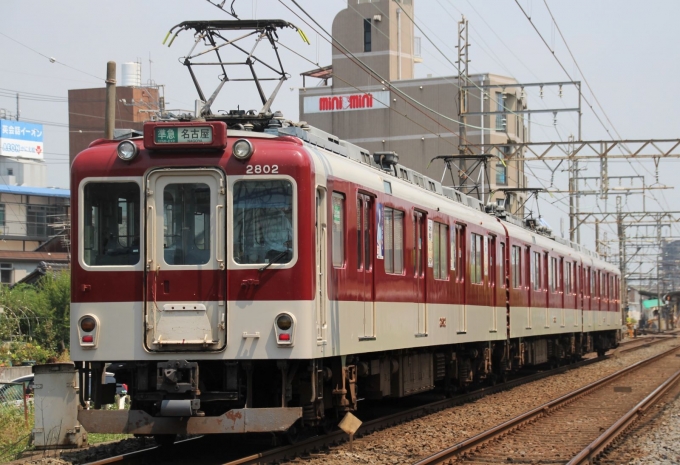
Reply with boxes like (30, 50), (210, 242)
(154, 434), (177, 447)
(283, 423), (301, 444)
(319, 416), (336, 435)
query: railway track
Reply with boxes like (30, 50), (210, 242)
(413, 344), (680, 465)
(81, 339), (675, 465)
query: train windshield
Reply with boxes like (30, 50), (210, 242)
(233, 180), (294, 265)
(83, 182), (140, 266)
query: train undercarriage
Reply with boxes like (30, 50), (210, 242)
(77, 330), (619, 441)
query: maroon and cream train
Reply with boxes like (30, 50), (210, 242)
(71, 118), (621, 438)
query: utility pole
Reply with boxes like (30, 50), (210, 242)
(456, 15), (472, 196)
(616, 196), (627, 324)
(656, 219), (662, 332)
(104, 61), (116, 140)
(16, 93), (20, 121)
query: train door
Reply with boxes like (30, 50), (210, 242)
(316, 188), (327, 344)
(526, 246), (532, 329)
(144, 168), (226, 351)
(454, 224), (466, 333)
(489, 235), (497, 332)
(413, 211), (427, 335)
(357, 194), (375, 339)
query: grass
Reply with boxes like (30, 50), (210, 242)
(88, 432), (133, 444)
(0, 404), (34, 462)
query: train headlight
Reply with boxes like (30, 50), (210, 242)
(80, 316), (96, 332)
(232, 139), (253, 160)
(77, 314), (100, 349)
(274, 312), (295, 347)
(117, 140), (139, 161)
(276, 314), (292, 330)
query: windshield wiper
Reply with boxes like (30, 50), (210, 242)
(258, 249), (290, 273)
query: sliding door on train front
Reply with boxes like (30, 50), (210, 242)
(357, 194), (375, 340)
(144, 168), (226, 352)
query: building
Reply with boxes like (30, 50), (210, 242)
(298, 0), (528, 211)
(68, 62), (161, 163)
(0, 185), (70, 285)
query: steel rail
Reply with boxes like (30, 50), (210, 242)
(412, 344), (680, 465)
(568, 366), (680, 464)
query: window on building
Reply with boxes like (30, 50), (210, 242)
(332, 193), (345, 268)
(26, 204), (68, 238)
(532, 251), (541, 290)
(0, 204), (4, 228)
(364, 19), (372, 52)
(495, 92), (505, 131)
(384, 207), (404, 274)
(6, 168), (13, 176)
(0, 263), (12, 284)
(496, 162), (507, 185)
(470, 233), (483, 284)
(27, 205), (47, 237)
(433, 222), (448, 280)
(511, 245), (522, 288)
(496, 147), (508, 185)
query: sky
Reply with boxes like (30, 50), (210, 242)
(1, 0), (679, 278)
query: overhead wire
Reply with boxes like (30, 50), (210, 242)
(534, 0), (675, 233)
(0, 32), (104, 82)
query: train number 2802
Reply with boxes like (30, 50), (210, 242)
(246, 164), (278, 174)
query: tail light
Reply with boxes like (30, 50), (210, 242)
(78, 314), (100, 349)
(274, 312), (295, 347)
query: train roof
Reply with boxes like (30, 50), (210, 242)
(274, 123), (616, 273)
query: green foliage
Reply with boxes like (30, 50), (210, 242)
(0, 403), (33, 462)
(0, 271), (71, 364)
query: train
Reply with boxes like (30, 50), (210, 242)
(70, 111), (621, 442)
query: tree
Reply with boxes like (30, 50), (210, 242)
(0, 271), (71, 359)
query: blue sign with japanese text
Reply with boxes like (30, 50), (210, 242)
(0, 119), (44, 159)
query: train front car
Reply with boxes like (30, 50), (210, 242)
(71, 121), (328, 439)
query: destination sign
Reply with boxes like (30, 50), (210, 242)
(154, 126), (213, 144)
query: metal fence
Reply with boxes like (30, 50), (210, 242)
(0, 382), (29, 426)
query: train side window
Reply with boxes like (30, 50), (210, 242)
(470, 233), (483, 284)
(532, 251), (541, 291)
(83, 182), (140, 266)
(357, 198), (362, 270)
(331, 193), (345, 268)
(433, 222), (448, 280)
(456, 225), (464, 281)
(450, 226), (456, 272)
(499, 242), (506, 288)
(384, 207), (404, 274)
(511, 245), (521, 288)
(565, 262), (572, 294)
(233, 180), (294, 265)
(549, 257), (559, 293)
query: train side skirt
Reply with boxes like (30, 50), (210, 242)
(78, 407), (302, 434)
